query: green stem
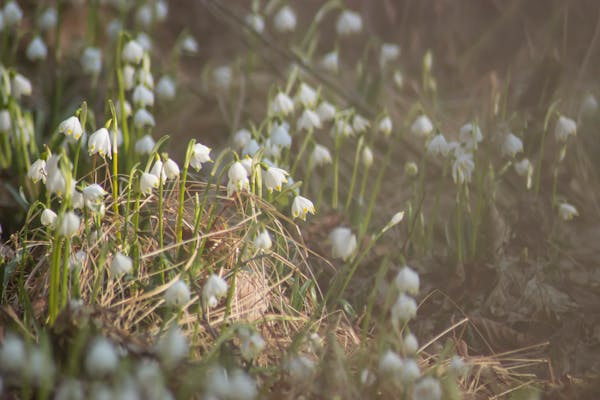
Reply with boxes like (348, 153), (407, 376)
(290, 129), (314, 177)
(345, 137), (363, 212)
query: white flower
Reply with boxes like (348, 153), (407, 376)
(81, 47), (102, 75)
(45, 155), (69, 196)
(352, 114), (370, 133)
(203, 274), (228, 308)
(164, 280), (191, 308)
(292, 195), (315, 220)
(427, 134), (449, 157)
(297, 109), (322, 131)
(320, 51), (338, 73)
(360, 369), (376, 386)
(155, 0), (168, 21)
(133, 85), (154, 108)
(71, 249), (87, 270)
(72, 191), (84, 210)
(136, 67), (154, 88)
(155, 326), (188, 369)
(164, 158), (180, 180)
(140, 172), (159, 194)
(386, 211), (405, 230)
(207, 367), (257, 400)
(450, 355), (468, 376)
(405, 161), (419, 177)
(0, 333), (26, 374)
(362, 145), (373, 167)
(88, 128), (112, 158)
(295, 83), (318, 108)
(336, 9), (362, 36)
(274, 5), (297, 32)
(502, 133), (523, 157)
(135, 5), (152, 28)
(12, 73), (32, 98)
(3, 1), (23, 26)
(213, 65), (232, 89)
(317, 101), (337, 122)
(285, 355), (315, 383)
(402, 359), (421, 383)
(136, 33), (152, 52)
(26, 36), (48, 61)
(39, 7), (57, 31)
(122, 65), (135, 90)
(329, 227), (357, 261)
(380, 43), (400, 67)
(395, 265), (420, 295)
(0, 109), (11, 132)
(58, 212), (80, 237)
(233, 129), (252, 149)
(181, 35), (199, 54)
(554, 115), (576, 142)
(394, 69), (404, 88)
(122, 40), (144, 64)
(238, 328), (266, 361)
(85, 337), (119, 377)
(264, 166), (288, 192)
(581, 94), (598, 115)
(83, 183), (107, 207)
(270, 123), (292, 148)
(110, 252), (132, 277)
(378, 350), (403, 377)
(59, 116), (83, 140)
(254, 229), (272, 250)
(27, 346), (55, 384)
(150, 160), (167, 183)
(133, 109), (156, 128)
(106, 19), (122, 41)
(391, 294), (417, 326)
(156, 75), (176, 101)
(271, 92), (295, 116)
(403, 333), (419, 355)
(41, 208), (58, 227)
(411, 115), (434, 137)
(190, 143), (212, 170)
(514, 158), (532, 177)
(452, 151), (475, 185)
(413, 377), (442, 400)
(55, 379), (84, 400)
(558, 202), (578, 221)
(311, 144), (332, 166)
(135, 134), (156, 155)
(459, 123), (483, 150)
(378, 116), (393, 136)
(242, 139), (260, 156)
(227, 161), (250, 196)
(28, 159), (47, 183)
(245, 13), (265, 33)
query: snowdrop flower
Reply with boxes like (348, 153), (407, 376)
(394, 69), (405, 88)
(134, 109), (156, 128)
(554, 115), (576, 142)
(413, 377), (442, 400)
(380, 43), (400, 67)
(360, 369), (376, 386)
(271, 92), (295, 116)
(233, 128), (252, 149)
(317, 101), (337, 122)
(135, 4), (152, 28)
(214, 65), (233, 89)
(27, 346), (55, 384)
(362, 145), (373, 167)
(254, 229), (272, 250)
(137, 34), (152, 52)
(264, 166), (288, 192)
(85, 337), (119, 377)
(558, 202), (578, 221)
(514, 158), (532, 177)
(295, 83), (318, 108)
(106, 19), (123, 41)
(450, 355), (468, 376)
(336, 9), (362, 36)
(334, 119), (354, 137)
(12, 73), (31, 98)
(402, 359), (421, 383)
(238, 328), (266, 361)
(155, 0), (168, 21)
(411, 115), (434, 137)
(270, 122), (292, 148)
(122, 65), (135, 90)
(133, 85), (154, 108)
(164, 280), (191, 308)
(80, 47), (102, 75)
(28, 159), (47, 183)
(274, 5), (297, 32)
(0, 332), (26, 373)
(181, 35), (199, 54)
(580, 94), (598, 115)
(136, 68), (154, 89)
(459, 122), (483, 149)
(203, 274), (228, 308)
(135, 134), (156, 155)
(190, 143), (212, 170)
(208, 367), (258, 400)
(26, 36), (48, 61)
(297, 109), (322, 131)
(311, 144), (332, 166)
(427, 133), (449, 157)
(245, 13), (265, 33)
(41, 208), (58, 227)
(395, 265), (420, 295)
(329, 227), (357, 260)
(391, 294), (417, 326)
(140, 172), (159, 194)
(452, 152), (475, 184)
(242, 139), (260, 156)
(352, 114), (370, 134)
(83, 183), (107, 206)
(3, 1), (23, 27)
(403, 333), (419, 355)
(55, 379), (84, 400)
(405, 161), (419, 177)
(45, 155), (69, 196)
(285, 355), (315, 383)
(378, 350), (403, 377)
(59, 116), (83, 141)
(502, 133), (523, 157)
(227, 161), (250, 196)
(155, 326), (188, 369)
(39, 7), (57, 31)
(110, 252), (132, 277)
(0, 109), (10, 132)
(320, 51), (339, 73)
(58, 212), (80, 237)
(292, 195), (315, 220)
(156, 75), (176, 101)
(164, 158), (180, 180)
(88, 128), (112, 158)
(72, 191), (84, 210)
(378, 116), (393, 136)
(122, 40), (144, 64)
